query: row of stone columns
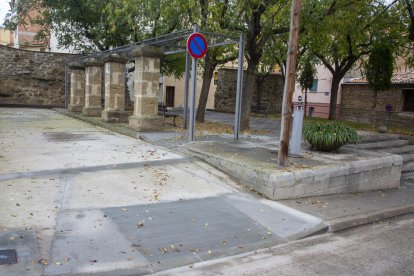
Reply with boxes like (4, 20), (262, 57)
(67, 45), (162, 131)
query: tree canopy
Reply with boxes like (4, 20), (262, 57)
(299, 0), (404, 119)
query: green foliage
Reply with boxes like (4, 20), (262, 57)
(300, 0), (404, 119)
(161, 54), (186, 79)
(4, 0), (189, 53)
(365, 43), (394, 92)
(298, 56), (316, 91)
(303, 122), (360, 151)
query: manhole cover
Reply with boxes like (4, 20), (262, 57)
(0, 249), (17, 265)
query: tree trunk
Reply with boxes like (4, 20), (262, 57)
(371, 89), (378, 124)
(328, 76), (341, 120)
(240, 69), (256, 130)
(196, 55), (216, 123)
(256, 76), (264, 107)
(304, 88), (308, 117)
(278, 0), (301, 168)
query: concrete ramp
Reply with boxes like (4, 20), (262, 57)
(45, 195), (326, 275)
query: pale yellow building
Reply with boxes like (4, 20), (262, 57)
(161, 61), (240, 110)
(0, 27), (11, 46)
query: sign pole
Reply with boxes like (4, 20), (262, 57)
(183, 51), (190, 129)
(278, 0), (301, 167)
(234, 33), (244, 140)
(189, 23), (199, 141)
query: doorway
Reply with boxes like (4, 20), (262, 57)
(166, 86), (175, 107)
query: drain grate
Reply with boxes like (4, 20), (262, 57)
(0, 249), (17, 265)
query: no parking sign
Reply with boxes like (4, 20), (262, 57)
(187, 33), (208, 59)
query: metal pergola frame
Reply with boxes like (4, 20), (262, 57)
(64, 24), (245, 140)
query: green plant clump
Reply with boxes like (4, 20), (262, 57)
(303, 122), (360, 151)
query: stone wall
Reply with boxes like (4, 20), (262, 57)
(0, 45), (79, 107)
(214, 68), (284, 113)
(341, 83), (414, 128)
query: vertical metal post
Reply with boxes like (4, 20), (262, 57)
(64, 62), (68, 108)
(234, 33), (244, 140)
(183, 51), (190, 129)
(189, 23), (199, 141)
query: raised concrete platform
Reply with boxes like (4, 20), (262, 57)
(186, 140), (403, 200)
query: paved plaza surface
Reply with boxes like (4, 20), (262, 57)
(1, 107), (414, 275)
(0, 108), (321, 275)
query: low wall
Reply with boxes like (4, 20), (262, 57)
(0, 45), (79, 107)
(214, 69), (284, 113)
(187, 142), (402, 200)
(341, 83), (414, 128)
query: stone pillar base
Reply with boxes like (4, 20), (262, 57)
(68, 104), (83, 113)
(82, 106), (102, 117)
(129, 115), (162, 131)
(102, 110), (129, 123)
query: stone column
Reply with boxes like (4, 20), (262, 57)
(101, 54), (129, 123)
(129, 45), (163, 130)
(67, 61), (85, 112)
(82, 58), (103, 117)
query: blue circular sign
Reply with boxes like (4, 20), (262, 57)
(385, 104), (393, 112)
(187, 33), (208, 59)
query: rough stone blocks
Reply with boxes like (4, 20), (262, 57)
(82, 106), (102, 117)
(68, 104), (83, 113)
(128, 115), (162, 131)
(101, 110), (129, 123)
(134, 96), (158, 117)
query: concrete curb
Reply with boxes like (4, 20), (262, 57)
(327, 203), (414, 232)
(186, 142), (403, 200)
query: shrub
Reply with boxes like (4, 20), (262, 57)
(303, 122), (360, 151)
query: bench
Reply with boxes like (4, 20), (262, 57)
(251, 104), (268, 114)
(158, 104), (179, 127)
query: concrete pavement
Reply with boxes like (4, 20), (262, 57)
(2, 107), (414, 275)
(0, 108), (324, 275)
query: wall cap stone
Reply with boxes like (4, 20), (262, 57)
(84, 57), (104, 67)
(103, 53), (127, 64)
(132, 45), (164, 58)
(68, 61), (85, 70)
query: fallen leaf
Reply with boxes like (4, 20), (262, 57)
(39, 259), (49, 265)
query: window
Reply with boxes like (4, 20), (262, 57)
(310, 80), (318, 92)
(403, 89), (414, 112)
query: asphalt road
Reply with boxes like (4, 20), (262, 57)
(158, 214), (414, 276)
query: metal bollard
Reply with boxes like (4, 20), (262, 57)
(289, 96), (304, 156)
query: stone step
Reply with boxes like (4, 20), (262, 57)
(402, 162), (414, 173)
(402, 153), (414, 163)
(357, 139), (409, 150)
(386, 145), (414, 154)
(358, 133), (400, 143)
(402, 172), (414, 181)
